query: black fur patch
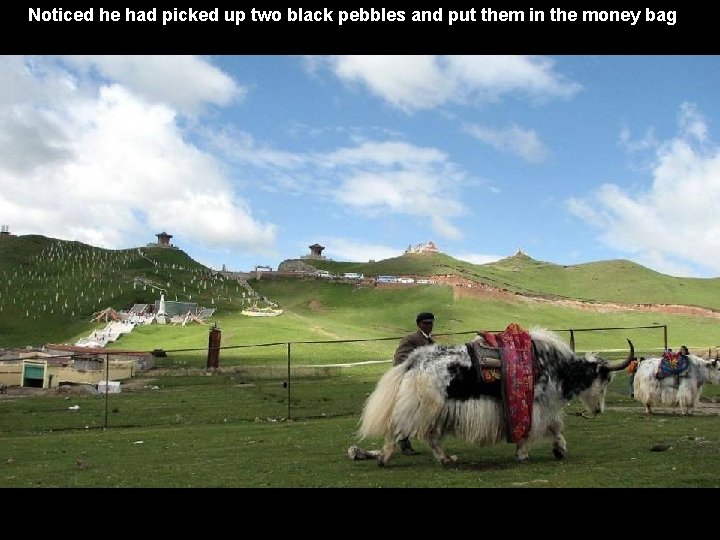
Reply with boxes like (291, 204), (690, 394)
(558, 361), (605, 401)
(531, 338), (610, 400)
(445, 363), (502, 400)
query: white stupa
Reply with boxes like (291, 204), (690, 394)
(157, 292), (167, 324)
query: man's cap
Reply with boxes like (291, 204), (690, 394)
(416, 312), (435, 324)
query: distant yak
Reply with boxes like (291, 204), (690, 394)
(634, 354), (720, 415)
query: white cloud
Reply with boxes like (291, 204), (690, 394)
(454, 252), (506, 265)
(334, 170), (463, 212)
(463, 123), (548, 162)
(619, 125), (658, 153)
(677, 102), (708, 143)
(0, 56), (275, 254)
(633, 250), (700, 279)
(568, 103), (720, 277)
(216, 136), (473, 241)
(61, 55), (244, 115)
(318, 238), (402, 262)
(326, 142), (468, 240)
(210, 127), (308, 171)
(565, 198), (607, 227)
(429, 216), (462, 241)
(324, 140), (448, 167)
(317, 55), (581, 113)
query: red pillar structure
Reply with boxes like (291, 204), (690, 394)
(207, 325), (221, 369)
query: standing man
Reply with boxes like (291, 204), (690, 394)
(392, 312), (435, 455)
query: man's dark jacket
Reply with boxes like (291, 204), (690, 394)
(393, 330), (434, 365)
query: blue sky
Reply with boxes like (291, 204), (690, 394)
(2, 55), (720, 277)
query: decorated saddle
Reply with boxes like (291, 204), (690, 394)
(465, 340), (502, 382)
(656, 351), (690, 379)
(469, 323), (535, 444)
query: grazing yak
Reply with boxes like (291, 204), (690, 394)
(633, 354), (720, 415)
(355, 327), (633, 467)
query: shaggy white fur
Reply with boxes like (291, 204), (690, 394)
(356, 328), (625, 467)
(633, 356), (720, 415)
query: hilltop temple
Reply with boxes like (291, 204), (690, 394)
(302, 243), (327, 260)
(404, 241), (439, 254)
(147, 231), (178, 249)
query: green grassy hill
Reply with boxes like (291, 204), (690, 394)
(469, 253), (720, 307)
(2, 235), (720, 349)
(308, 251), (720, 308)
(107, 274), (720, 358)
(0, 235), (247, 347)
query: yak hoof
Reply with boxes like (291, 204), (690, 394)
(553, 447), (566, 460)
(347, 445), (361, 460)
(440, 455), (458, 467)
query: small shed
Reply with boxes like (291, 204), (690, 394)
(22, 359), (47, 388)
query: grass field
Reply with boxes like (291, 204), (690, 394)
(1, 368), (719, 488)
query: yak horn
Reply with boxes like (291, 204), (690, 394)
(604, 339), (635, 371)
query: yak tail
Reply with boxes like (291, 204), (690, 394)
(358, 364), (406, 440)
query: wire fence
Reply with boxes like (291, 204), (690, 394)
(158, 324), (669, 366)
(0, 325), (669, 433)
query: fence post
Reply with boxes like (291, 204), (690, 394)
(663, 325), (668, 351)
(287, 342), (291, 420)
(104, 352), (109, 429)
(207, 324), (221, 369)
(569, 329), (575, 352)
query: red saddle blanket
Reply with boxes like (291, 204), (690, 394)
(482, 323), (534, 443)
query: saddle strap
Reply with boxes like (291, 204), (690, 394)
(466, 342), (502, 382)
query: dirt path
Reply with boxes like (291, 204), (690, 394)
(430, 275), (720, 319)
(606, 399), (720, 416)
